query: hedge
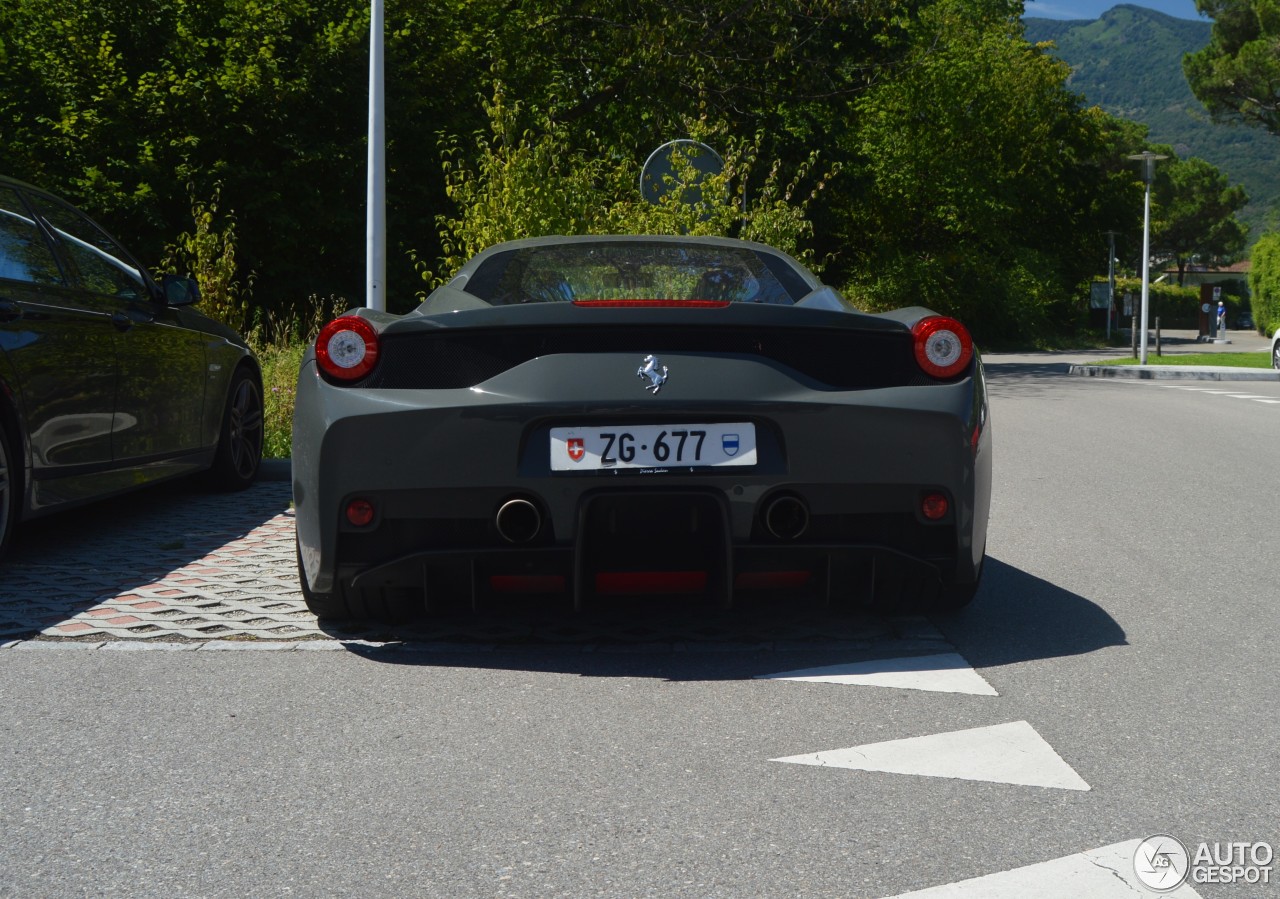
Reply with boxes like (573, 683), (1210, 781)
(1249, 232), (1280, 337)
(1110, 277), (1246, 330)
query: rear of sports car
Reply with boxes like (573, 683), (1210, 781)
(292, 237), (991, 621)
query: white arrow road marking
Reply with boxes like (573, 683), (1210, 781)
(876, 839), (1204, 898)
(772, 720), (1090, 790)
(756, 653), (998, 695)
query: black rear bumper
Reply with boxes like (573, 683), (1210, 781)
(340, 486), (965, 612)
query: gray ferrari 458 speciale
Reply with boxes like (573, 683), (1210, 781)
(293, 235), (991, 621)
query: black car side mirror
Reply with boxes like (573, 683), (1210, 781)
(162, 274), (202, 307)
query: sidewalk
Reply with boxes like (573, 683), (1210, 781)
(990, 329), (1279, 382)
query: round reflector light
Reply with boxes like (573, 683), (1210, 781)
(345, 498), (375, 527)
(316, 316), (380, 381)
(921, 492), (949, 521)
(912, 316), (973, 379)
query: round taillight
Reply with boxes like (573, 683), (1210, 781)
(316, 316), (380, 381)
(912, 316), (973, 379)
(921, 492), (949, 521)
(345, 498), (375, 527)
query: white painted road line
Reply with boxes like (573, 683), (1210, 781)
(877, 839), (1204, 898)
(1147, 384), (1280, 403)
(756, 653), (998, 695)
(772, 720), (1090, 790)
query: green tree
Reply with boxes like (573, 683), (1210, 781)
(423, 86), (835, 287)
(847, 0), (1144, 342)
(0, 0), (426, 308)
(1152, 155), (1249, 285)
(436, 0), (928, 284)
(1183, 0), (1280, 133)
(0, 0), (1171, 343)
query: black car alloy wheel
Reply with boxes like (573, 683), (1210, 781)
(228, 376), (264, 477)
(210, 368), (264, 490)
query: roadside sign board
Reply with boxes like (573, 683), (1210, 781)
(1090, 281), (1112, 309)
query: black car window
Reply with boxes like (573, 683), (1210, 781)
(28, 195), (148, 301)
(0, 187), (64, 286)
(464, 242), (810, 306)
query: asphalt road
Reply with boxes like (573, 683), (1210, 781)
(1, 355), (1277, 898)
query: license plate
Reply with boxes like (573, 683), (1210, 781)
(550, 423), (756, 471)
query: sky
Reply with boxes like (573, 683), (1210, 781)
(1023, 0), (1204, 20)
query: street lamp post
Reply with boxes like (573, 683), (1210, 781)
(1126, 152), (1167, 364)
(366, 0), (386, 311)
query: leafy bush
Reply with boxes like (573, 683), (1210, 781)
(257, 342), (306, 460)
(1112, 277), (1244, 329)
(1249, 231), (1280, 337)
(844, 247), (1073, 348)
(160, 184), (254, 335)
(249, 294), (348, 460)
(418, 85), (836, 289)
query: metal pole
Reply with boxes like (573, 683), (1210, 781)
(1106, 231), (1116, 341)
(1127, 151), (1165, 363)
(366, 0), (386, 311)
(1139, 179), (1151, 364)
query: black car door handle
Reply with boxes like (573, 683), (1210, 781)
(111, 307), (156, 332)
(0, 298), (21, 323)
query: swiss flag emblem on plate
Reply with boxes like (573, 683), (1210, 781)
(567, 438), (585, 462)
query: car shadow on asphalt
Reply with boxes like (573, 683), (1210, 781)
(0, 479), (294, 641)
(929, 556), (1129, 670)
(330, 555), (1127, 681)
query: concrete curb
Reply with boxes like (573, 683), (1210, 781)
(1069, 364), (1280, 382)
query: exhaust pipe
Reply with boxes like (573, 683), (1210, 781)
(763, 495), (809, 540)
(496, 498), (542, 544)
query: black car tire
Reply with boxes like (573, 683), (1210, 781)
(297, 539), (347, 619)
(931, 555), (985, 612)
(296, 539), (421, 623)
(0, 417), (18, 560)
(1273, 341), (1280, 371)
(208, 366), (263, 491)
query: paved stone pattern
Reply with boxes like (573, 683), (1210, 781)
(1, 481), (936, 650)
(1, 483), (316, 642)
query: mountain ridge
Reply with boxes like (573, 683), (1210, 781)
(1024, 3), (1278, 234)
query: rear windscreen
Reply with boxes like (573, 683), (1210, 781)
(462, 242), (811, 306)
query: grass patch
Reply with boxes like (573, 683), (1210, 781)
(258, 341), (307, 459)
(1090, 352), (1272, 367)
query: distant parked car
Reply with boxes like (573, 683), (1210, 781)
(0, 174), (263, 558)
(1237, 313), (1254, 330)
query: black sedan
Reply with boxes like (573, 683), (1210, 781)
(0, 175), (263, 557)
(293, 235), (991, 621)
